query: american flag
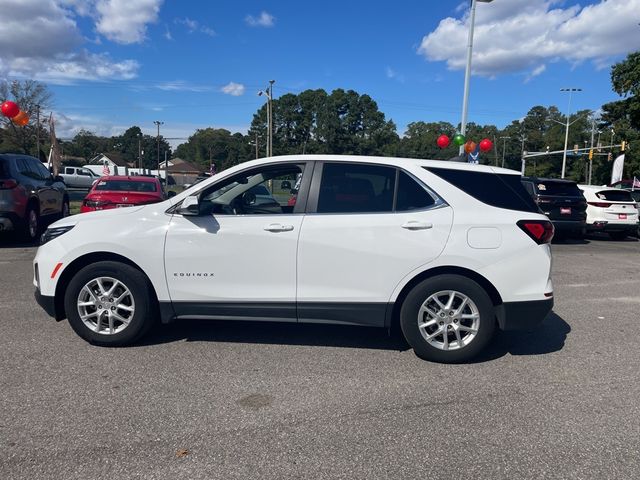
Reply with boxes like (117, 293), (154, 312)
(102, 162), (110, 176)
(633, 176), (640, 190)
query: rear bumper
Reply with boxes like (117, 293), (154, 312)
(550, 219), (585, 232)
(495, 297), (554, 331)
(587, 222), (638, 233)
(34, 289), (59, 319)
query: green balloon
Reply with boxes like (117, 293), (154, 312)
(453, 134), (466, 146)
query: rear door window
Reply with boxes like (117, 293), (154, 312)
(317, 163), (395, 213)
(427, 167), (538, 213)
(395, 171), (436, 211)
(595, 190), (634, 202)
(0, 158), (10, 178)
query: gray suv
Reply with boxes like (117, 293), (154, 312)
(0, 154), (69, 241)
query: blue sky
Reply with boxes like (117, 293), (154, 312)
(2, 0), (640, 147)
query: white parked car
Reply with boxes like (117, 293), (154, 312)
(33, 155), (554, 363)
(578, 185), (638, 240)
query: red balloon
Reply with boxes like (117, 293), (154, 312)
(1, 100), (20, 118)
(436, 134), (450, 149)
(479, 138), (493, 152)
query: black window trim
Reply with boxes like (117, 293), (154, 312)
(306, 161), (447, 215)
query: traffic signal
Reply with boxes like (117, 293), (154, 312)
(621, 141), (626, 152)
(573, 144), (579, 154)
(589, 149), (593, 160)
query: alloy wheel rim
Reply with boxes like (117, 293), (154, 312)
(77, 276), (135, 335)
(417, 290), (480, 351)
(28, 210), (38, 238)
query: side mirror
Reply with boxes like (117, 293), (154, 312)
(167, 190), (177, 199)
(178, 195), (200, 216)
(280, 180), (291, 190)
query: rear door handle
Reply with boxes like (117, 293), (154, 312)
(264, 223), (294, 232)
(401, 221), (433, 230)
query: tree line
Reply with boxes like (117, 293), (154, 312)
(2, 51), (638, 184)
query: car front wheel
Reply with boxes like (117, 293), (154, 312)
(400, 274), (495, 363)
(64, 261), (156, 346)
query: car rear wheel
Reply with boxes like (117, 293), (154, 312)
(400, 274), (495, 363)
(22, 206), (39, 242)
(64, 261), (157, 346)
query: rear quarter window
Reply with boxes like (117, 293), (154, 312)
(427, 167), (538, 213)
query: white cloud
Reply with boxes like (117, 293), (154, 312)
(245, 11), (275, 27)
(174, 17), (216, 37)
(95, 0), (163, 44)
(221, 82), (246, 96)
(0, 0), (139, 82)
(418, 0), (640, 78)
(155, 81), (214, 92)
(385, 66), (405, 83)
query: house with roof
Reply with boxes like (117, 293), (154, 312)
(159, 157), (203, 185)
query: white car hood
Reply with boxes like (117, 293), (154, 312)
(49, 205), (147, 229)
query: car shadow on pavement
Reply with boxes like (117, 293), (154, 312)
(0, 235), (38, 249)
(140, 311), (571, 359)
(141, 319), (412, 351)
(473, 312), (570, 362)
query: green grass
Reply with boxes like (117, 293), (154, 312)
(70, 200), (82, 215)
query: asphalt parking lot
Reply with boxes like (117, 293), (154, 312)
(1, 235), (639, 479)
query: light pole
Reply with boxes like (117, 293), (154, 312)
(459, 0), (493, 155)
(258, 80), (275, 157)
(500, 136), (511, 168)
(137, 133), (142, 170)
(153, 120), (164, 177)
(560, 87), (581, 179)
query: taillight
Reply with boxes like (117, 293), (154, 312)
(0, 179), (17, 189)
(517, 220), (554, 244)
(588, 201), (612, 208)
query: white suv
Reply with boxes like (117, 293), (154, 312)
(578, 185), (639, 240)
(34, 155), (554, 363)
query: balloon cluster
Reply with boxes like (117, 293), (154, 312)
(1, 100), (30, 126)
(436, 134), (493, 153)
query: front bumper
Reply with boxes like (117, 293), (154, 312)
(495, 297), (554, 331)
(34, 289), (60, 320)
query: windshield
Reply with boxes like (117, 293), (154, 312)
(94, 180), (158, 192)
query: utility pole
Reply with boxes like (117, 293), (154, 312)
(35, 104), (40, 161)
(138, 133), (142, 170)
(500, 136), (511, 168)
(153, 121), (164, 178)
(269, 80), (275, 157)
(588, 117), (596, 185)
(520, 135), (527, 175)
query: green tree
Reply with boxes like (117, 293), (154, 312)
(0, 80), (52, 157)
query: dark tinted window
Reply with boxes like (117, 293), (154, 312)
(318, 163), (395, 213)
(522, 181), (535, 196)
(0, 158), (10, 178)
(396, 171), (435, 211)
(595, 190), (633, 202)
(31, 159), (51, 180)
(534, 180), (582, 196)
(427, 167), (538, 213)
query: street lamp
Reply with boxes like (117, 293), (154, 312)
(258, 80), (275, 157)
(153, 120), (164, 177)
(459, 0), (494, 155)
(560, 87), (581, 179)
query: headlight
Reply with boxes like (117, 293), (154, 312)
(41, 225), (75, 245)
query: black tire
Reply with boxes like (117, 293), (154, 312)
(64, 261), (157, 346)
(22, 204), (40, 242)
(61, 198), (70, 219)
(400, 274), (495, 363)
(609, 231), (627, 241)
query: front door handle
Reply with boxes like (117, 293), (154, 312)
(264, 223), (294, 232)
(401, 221), (433, 230)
